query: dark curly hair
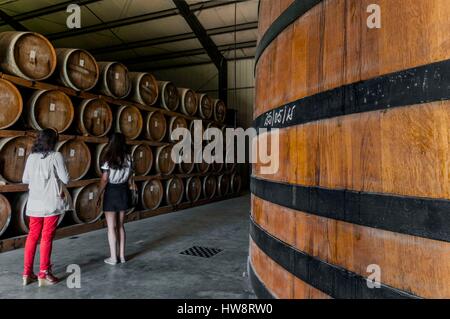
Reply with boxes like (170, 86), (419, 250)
(101, 133), (130, 170)
(32, 129), (58, 159)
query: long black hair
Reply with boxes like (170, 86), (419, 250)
(101, 133), (130, 169)
(32, 129), (58, 159)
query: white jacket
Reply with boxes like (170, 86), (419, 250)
(22, 152), (70, 217)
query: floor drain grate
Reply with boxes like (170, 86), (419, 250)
(180, 246), (222, 258)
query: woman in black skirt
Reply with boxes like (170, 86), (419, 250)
(97, 133), (134, 265)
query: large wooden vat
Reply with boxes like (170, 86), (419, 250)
(116, 105), (143, 140)
(0, 136), (34, 183)
(77, 98), (113, 137)
(178, 88), (198, 116)
(155, 145), (175, 175)
(185, 176), (202, 203)
(0, 194), (12, 237)
(56, 140), (91, 181)
(56, 48), (99, 91)
(71, 182), (102, 224)
(165, 177), (184, 206)
(0, 79), (23, 130)
(250, 0), (450, 299)
(131, 143), (153, 176)
(97, 62), (131, 99)
(0, 31), (57, 81)
(158, 81), (179, 111)
(26, 89), (74, 133)
(197, 94), (213, 120)
(129, 72), (159, 106)
(12, 192), (66, 234)
(141, 179), (164, 210)
(144, 111), (167, 142)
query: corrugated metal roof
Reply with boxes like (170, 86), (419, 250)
(0, 0), (259, 71)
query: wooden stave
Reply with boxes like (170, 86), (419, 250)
(56, 140), (91, 181)
(71, 182), (103, 224)
(144, 111), (167, 142)
(55, 48), (99, 91)
(155, 145), (176, 175)
(77, 98), (113, 137)
(178, 88), (198, 116)
(252, 0), (450, 299)
(141, 179), (164, 210)
(26, 89), (75, 133)
(0, 194), (12, 237)
(97, 62), (131, 99)
(115, 105), (143, 140)
(185, 176), (202, 203)
(0, 31), (57, 81)
(158, 81), (180, 112)
(0, 136), (34, 184)
(165, 176), (184, 206)
(129, 72), (159, 107)
(0, 79), (23, 130)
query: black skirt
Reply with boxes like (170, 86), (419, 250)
(103, 183), (131, 212)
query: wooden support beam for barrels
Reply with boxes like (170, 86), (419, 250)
(0, 31), (57, 81)
(131, 143), (153, 176)
(167, 116), (188, 142)
(217, 174), (230, 196)
(178, 88), (198, 116)
(141, 179), (164, 210)
(185, 176), (201, 203)
(0, 194), (12, 237)
(230, 172), (241, 194)
(56, 48), (99, 91)
(213, 99), (227, 123)
(26, 89), (74, 133)
(0, 136), (34, 184)
(97, 62), (131, 99)
(165, 176), (184, 206)
(116, 105), (143, 140)
(202, 175), (217, 200)
(56, 139), (91, 181)
(251, 0), (450, 299)
(77, 98), (113, 137)
(12, 192), (66, 235)
(155, 145), (175, 175)
(0, 79), (23, 130)
(71, 182), (102, 224)
(158, 81), (179, 111)
(197, 93), (213, 120)
(144, 111), (167, 142)
(129, 72), (159, 107)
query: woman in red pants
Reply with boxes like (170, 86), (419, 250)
(22, 129), (70, 287)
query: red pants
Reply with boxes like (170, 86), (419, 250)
(23, 215), (59, 277)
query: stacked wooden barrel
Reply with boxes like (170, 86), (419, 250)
(250, 0), (450, 299)
(0, 30), (242, 244)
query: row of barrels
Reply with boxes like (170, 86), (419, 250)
(0, 31), (227, 123)
(0, 173), (242, 237)
(0, 137), (237, 183)
(0, 82), (225, 138)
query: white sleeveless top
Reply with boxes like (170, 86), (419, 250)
(101, 156), (132, 184)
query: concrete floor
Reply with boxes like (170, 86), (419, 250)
(0, 195), (254, 299)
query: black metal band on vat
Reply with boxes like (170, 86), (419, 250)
(253, 59), (450, 131)
(249, 219), (420, 299)
(250, 177), (450, 243)
(255, 0), (323, 67)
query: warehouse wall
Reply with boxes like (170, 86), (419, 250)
(153, 58), (255, 128)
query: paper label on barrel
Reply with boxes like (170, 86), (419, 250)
(173, 184), (177, 189)
(93, 110), (99, 118)
(150, 186), (154, 192)
(145, 81), (149, 87)
(29, 50), (36, 61)
(139, 151), (143, 158)
(164, 153), (168, 159)
(18, 148), (25, 157)
(115, 73), (120, 80)
(88, 192), (94, 200)
(70, 149), (76, 157)
(128, 115), (132, 123)
(79, 59), (85, 67)
(49, 103), (56, 112)
(154, 121), (158, 128)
